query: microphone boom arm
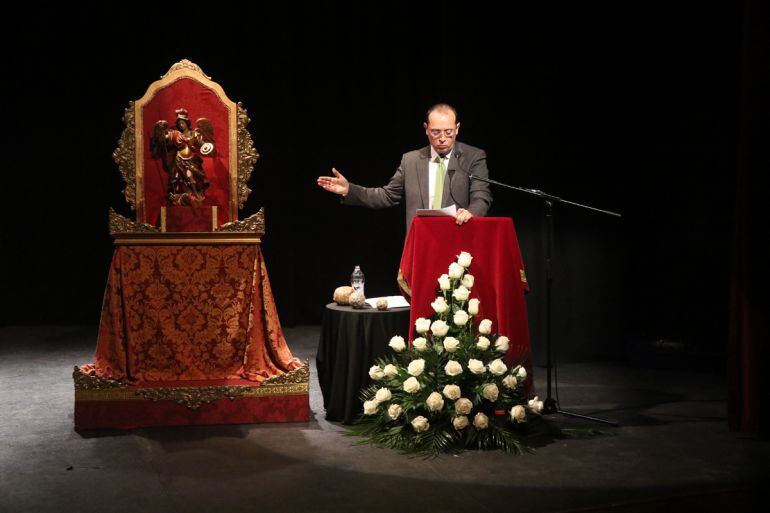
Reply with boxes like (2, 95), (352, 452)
(469, 174), (621, 218)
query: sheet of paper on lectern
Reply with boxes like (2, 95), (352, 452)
(365, 296), (410, 309)
(415, 204), (457, 217)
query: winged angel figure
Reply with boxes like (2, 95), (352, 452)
(150, 108), (215, 206)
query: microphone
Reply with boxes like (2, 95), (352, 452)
(447, 169), (461, 207)
(446, 149), (464, 207)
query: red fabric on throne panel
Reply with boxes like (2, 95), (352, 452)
(90, 245), (300, 382)
(142, 79), (231, 227)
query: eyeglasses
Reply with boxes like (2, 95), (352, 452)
(428, 128), (457, 138)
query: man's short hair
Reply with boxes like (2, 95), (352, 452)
(426, 103), (458, 123)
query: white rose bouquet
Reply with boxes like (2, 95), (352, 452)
(350, 252), (544, 456)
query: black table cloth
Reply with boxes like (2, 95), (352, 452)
(316, 303), (410, 424)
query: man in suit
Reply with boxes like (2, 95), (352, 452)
(316, 104), (492, 229)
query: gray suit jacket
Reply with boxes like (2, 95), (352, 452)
(342, 141), (493, 230)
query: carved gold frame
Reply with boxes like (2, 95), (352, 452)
(112, 59), (260, 235)
(74, 362), (310, 410)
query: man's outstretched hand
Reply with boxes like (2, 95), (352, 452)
(317, 168), (350, 196)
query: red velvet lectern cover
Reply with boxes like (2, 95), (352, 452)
(399, 217), (531, 373)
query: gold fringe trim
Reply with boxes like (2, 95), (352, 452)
(397, 269), (411, 297)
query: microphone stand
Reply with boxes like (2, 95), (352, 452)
(470, 174), (620, 426)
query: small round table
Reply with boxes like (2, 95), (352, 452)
(316, 302), (410, 424)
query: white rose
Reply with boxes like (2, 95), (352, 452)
(473, 412), (489, 429)
(468, 359), (486, 375)
(407, 359), (425, 376)
(388, 403), (403, 420)
(363, 400), (379, 415)
(476, 336), (491, 350)
(510, 404), (527, 423)
(411, 415), (430, 433)
(502, 374), (518, 389)
(455, 397), (473, 415)
(444, 360), (463, 376)
(453, 310), (469, 326)
(482, 383), (499, 401)
(389, 336), (406, 352)
(517, 366), (528, 379)
(461, 274), (475, 289)
(383, 364), (399, 378)
(479, 319), (493, 335)
(412, 337), (428, 352)
(438, 274), (451, 291)
(431, 296), (449, 314)
(452, 285), (470, 302)
(426, 392), (445, 412)
(453, 415), (469, 430)
(528, 396), (544, 414)
(448, 262), (464, 279)
(403, 376), (421, 394)
(368, 365), (384, 380)
(442, 384), (461, 400)
(488, 359), (508, 376)
(468, 298), (480, 316)
(431, 320), (449, 337)
(443, 336), (460, 353)
(457, 251), (473, 268)
(415, 317), (431, 334)
(494, 336), (509, 352)
(375, 387), (392, 403)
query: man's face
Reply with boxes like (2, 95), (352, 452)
(424, 110), (460, 156)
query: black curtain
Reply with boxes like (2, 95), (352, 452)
(728, 0), (769, 436)
(1, 5), (746, 369)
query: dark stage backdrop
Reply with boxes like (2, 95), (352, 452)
(3, 5), (743, 364)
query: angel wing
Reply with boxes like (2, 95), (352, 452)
(150, 120), (169, 159)
(150, 119), (176, 172)
(195, 118), (214, 143)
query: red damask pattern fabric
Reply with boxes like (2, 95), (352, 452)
(88, 245), (301, 382)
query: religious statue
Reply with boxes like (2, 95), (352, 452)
(150, 108), (215, 206)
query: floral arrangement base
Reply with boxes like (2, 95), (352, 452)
(348, 252), (551, 456)
(73, 365), (309, 429)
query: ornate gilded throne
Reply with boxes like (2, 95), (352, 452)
(74, 60), (309, 429)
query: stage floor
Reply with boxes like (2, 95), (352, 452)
(0, 325), (767, 513)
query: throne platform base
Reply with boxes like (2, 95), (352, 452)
(73, 365), (310, 430)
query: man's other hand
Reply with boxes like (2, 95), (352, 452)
(317, 168), (350, 196)
(456, 208), (473, 225)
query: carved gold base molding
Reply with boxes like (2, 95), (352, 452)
(112, 233), (263, 245)
(109, 208), (265, 244)
(73, 363), (309, 410)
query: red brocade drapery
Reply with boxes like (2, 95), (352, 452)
(399, 217), (532, 373)
(86, 245), (301, 383)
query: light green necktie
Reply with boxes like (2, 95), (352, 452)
(433, 155), (446, 209)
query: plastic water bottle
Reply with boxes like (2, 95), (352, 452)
(351, 266), (365, 296)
